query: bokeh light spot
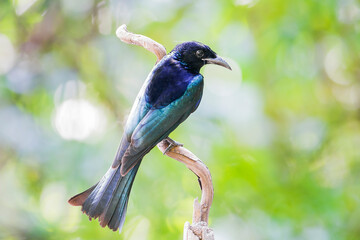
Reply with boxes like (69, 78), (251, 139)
(235, 0), (258, 7)
(54, 99), (106, 141)
(324, 44), (351, 85)
(290, 118), (325, 151)
(0, 34), (16, 75)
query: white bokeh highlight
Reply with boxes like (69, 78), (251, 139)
(0, 34), (16, 75)
(54, 99), (107, 141)
(324, 43), (351, 85)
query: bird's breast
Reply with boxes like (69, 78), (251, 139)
(145, 59), (197, 109)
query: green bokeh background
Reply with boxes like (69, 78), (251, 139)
(1, 0), (359, 239)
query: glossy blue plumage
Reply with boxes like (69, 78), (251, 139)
(69, 41), (229, 232)
(145, 54), (198, 108)
(114, 53), (203, 174)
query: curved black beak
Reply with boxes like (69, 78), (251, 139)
(203, 55), (232, 70)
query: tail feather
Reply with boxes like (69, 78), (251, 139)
(117, 202), (128, 232)
(81, 172), (111, 215)
(98, 168), (124, 227)
(98, 165), (137, 228)
(108, 166), (138, 230)
(109, 198), (128, 230)
(68, 184), (97, 206)
(86, 167), (120, 217)
(69, 162), (140, 231)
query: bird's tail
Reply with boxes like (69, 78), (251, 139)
(68, 163), (140, 232)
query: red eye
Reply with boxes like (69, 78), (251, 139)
(196, 50), (204, 58)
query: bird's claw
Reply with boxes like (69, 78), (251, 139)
(163, 137), (183, 155)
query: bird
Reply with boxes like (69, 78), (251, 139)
(68, 41), (231, 232)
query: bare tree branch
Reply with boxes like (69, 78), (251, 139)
(157, 140), (214, 224)
(116, 24), (167, 63)
(158, 140), (215, 240)
(116, 24), (215, 240)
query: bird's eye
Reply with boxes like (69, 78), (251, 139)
(196, 50), (204, 58)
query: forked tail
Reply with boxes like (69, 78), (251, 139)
(68, 163), (140, 231)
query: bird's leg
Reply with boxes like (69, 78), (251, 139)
(163, 137), (183, 155)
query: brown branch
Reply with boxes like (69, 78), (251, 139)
(158, 141), (215, 240)
(116, 24), (167, 63)
(116, 24), (215, 239)
(157, 140), (214, 224)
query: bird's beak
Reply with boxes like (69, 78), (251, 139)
(203, 55), (232, 70)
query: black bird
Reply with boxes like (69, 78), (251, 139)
(68, 41), (231, 232)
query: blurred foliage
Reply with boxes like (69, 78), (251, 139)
(0, 0), (360, 239)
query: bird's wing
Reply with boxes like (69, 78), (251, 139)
(118, 75), (204, 175)
(110, 63), (159, 169)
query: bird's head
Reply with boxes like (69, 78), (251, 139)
(171, 41), (231, 73)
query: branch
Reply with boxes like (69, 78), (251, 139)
(116, 24), (166, 63)
(116, 25), (215, 240)
(158, 140), (215, 240)
(157, 140), (214, 224)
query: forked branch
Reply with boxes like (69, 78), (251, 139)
(116, 24), (215, 240)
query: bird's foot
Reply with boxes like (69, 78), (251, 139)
(163, 137), (183, 155)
